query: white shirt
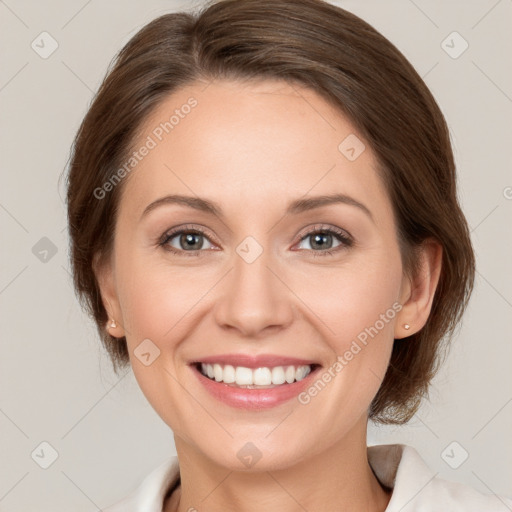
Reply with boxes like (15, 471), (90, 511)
(103, 444), (512, 511)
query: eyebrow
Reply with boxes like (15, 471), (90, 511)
(140, 193), (374, 223)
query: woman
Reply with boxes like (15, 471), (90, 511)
(65, 0), (511, 510)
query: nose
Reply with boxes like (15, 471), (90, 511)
(213, 247), (294, 338)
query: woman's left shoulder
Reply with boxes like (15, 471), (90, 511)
(422, 472), (512, 511)
(368, 444), (512, 511)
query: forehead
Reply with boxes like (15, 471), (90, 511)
(119, 79), (392, 225)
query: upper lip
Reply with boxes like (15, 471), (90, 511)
(190, 354), (320, 369)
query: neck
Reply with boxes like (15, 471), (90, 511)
(165, 417), (391, 512)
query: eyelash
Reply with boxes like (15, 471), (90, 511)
(158, 224), (354, 258)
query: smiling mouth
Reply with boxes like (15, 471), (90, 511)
(194, 362), (321, 388)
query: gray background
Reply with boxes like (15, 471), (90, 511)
(1, 0), (511, 510)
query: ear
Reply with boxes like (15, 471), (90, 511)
(395, 239), (443, 339)
(93, 252), (125, 338)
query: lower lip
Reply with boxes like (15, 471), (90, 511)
(191, 364), (320, 410)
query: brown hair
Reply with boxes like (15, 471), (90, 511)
(65, 0), (475, 423)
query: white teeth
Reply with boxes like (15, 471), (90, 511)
(253, 367), (271, 385)
(213, 364), (223, 382)
(235, 366), (253, 385)
(296, 366), (307, 381)
(271, 366), (286, 385)
(285, 365), (296, 384)
(199, 363), (313, 386)
(222, 364), (235, 383)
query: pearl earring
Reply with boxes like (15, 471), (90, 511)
(404, 323), (410, 330)
(110, 319), (117, 329)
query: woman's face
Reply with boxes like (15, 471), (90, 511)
(99, 79), (411, 470)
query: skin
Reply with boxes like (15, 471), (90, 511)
(95, 79), (442, 512)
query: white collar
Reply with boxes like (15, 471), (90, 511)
(105, 443), (511, 511)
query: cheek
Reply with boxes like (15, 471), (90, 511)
(289, 253), (402, 348)
(287, 254), (402, 412)
(116, 253), (214, 343)
(114, 255), (214, 429)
